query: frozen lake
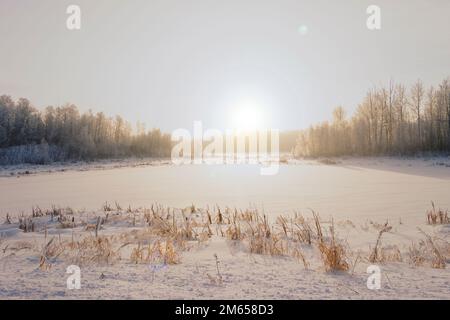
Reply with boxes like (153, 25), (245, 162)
(1, 159), (449, 223)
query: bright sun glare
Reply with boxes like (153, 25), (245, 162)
(231, 100), (265, 131)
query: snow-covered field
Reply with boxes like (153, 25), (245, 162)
(1, 156), (450, 224)
(0, 157), (449, 299)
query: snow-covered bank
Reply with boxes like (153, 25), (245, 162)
(0, 157), (172, 177)
(0, 205), (448, 300)
(1, 155), (449, 178)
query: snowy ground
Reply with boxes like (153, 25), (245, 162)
(0, 157), (171, 178)
(1, 156), (450, 223)
(0, 204), (448, 300)
(0, 157), (449, 299)
(1, 155), (449, 178)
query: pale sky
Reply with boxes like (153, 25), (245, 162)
(0, 0), (449, 131)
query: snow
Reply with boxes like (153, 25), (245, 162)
(0, 208), (448, 299)
(0, 157), (449, 299)
(1, 157), (450, 224)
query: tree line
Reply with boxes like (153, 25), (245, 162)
(295, 77), (450, 157)
(0, 95), (172, 164)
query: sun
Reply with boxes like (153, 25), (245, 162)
(231, 100), (266, 131)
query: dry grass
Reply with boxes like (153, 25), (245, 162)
(292, 247), (310, 269)
(417, 228), (446, 269)
(426, 202), (449, 225)
(313, 213), (349, 272)
(18, 216), (35, 233)
(58, 214), (76, 229)
(222, 209), (288, 256)
(369, 221), (392, 263)
(292, 214), (313, 245)
(221, 208), (349, 271)
(215, 207), (351, 271)
(36, 232), (123, 268)
(102, 202), (114, 212)
(205, 254), (223, 285)
(408, 241), (427, 267)
(130, 240), (181, 265)
(5, 240), (34, 253)
(39, 238), (64, 270)
(4, 213), (12, 224)
(378, 245), (403, 263)
(7, 202), (448, 274)
(408, 229), (447, 269)
(32, 206), (44, 217)
(225, 222), (242, 241)
(68, 235), (119, 266)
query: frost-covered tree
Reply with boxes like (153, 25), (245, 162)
(0, 95), (172, 165)
(295, 77), (450, 157)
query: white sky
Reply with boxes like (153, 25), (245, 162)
(0, 0), (449, 131)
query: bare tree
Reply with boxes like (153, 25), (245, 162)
(295, 77), (450, 157)
(410, 80), (424, 150)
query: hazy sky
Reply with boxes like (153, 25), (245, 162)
(0, 0), (449, 131)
